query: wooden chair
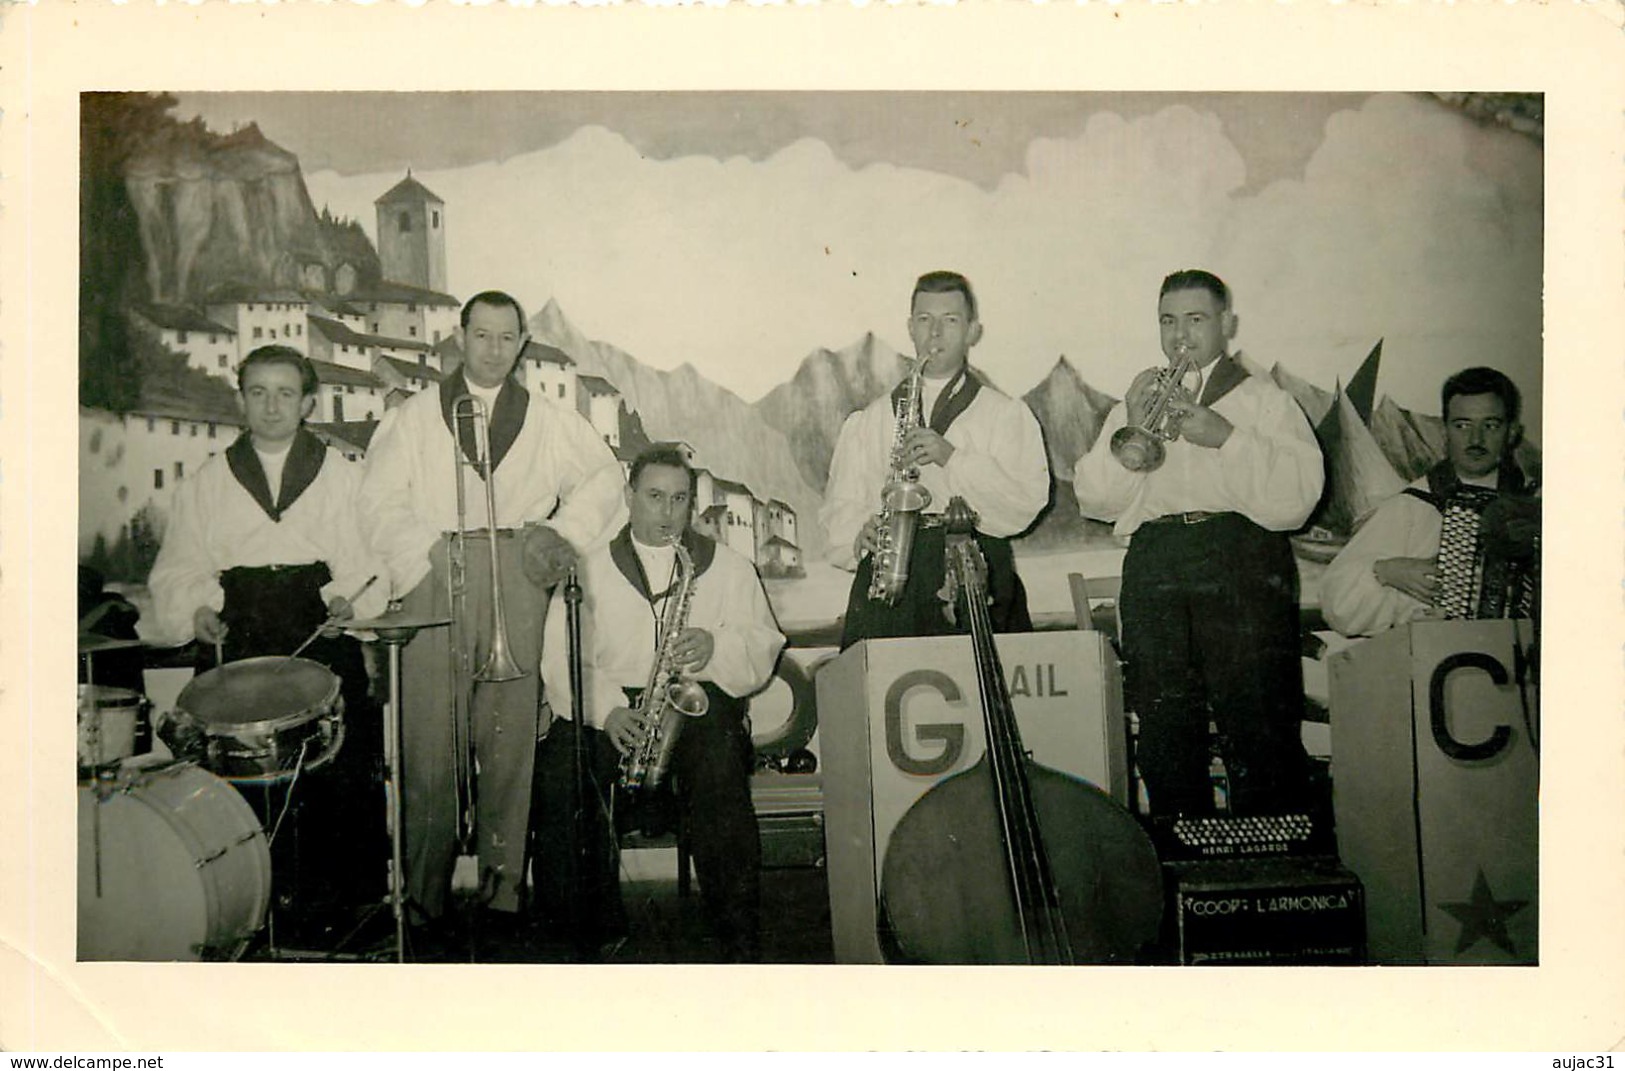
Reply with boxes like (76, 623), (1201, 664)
(1068, 571), (1122, 644)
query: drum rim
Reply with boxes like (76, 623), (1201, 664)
(77, 683), (146, 706)
(176, 655), (341, 735)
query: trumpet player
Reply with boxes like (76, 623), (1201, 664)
(821, 270), (1049, 647)
(358, 290), (625, 936)
(1073, 270), (1323, 818)
(537, 445), (786, 961)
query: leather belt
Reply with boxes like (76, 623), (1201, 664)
(444, 527), (523, 539)
(1143, 511), (1229, 526)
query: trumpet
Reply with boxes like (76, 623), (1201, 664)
(619, 535), (708, 792)
(447, 394), (526, 851)
(1109, 344), (1205, 473)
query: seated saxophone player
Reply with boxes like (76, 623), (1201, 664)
(821, 270), (1050, 648)
(537, 445), (786, 961)
(357, 290), (625, 935)
(1321, 366), (1536, 638)
(147, 345), (391, 933)
(1073, 270), (1324, 818)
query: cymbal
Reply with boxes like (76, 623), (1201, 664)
(346, 611), (452, 634)
(78, 633), (145, 655)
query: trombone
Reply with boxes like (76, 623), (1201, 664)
(447, 394), (526, 855)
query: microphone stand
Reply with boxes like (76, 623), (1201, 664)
(563, 566), (594, 962)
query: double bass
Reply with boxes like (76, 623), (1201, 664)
(879, 498), (1165, 964)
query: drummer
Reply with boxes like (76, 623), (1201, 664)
(147, 344), (390, 933)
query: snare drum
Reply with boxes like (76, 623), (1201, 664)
(174, 657), (345, 782)
(78, 762), (271, 960)
(77, 684), (148, 769)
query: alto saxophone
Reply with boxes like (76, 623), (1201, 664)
(868, 357), (932, 603)
(618, 537), (709, 791)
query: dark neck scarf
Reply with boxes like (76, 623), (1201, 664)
(890, 366), (985, 436)
(1405, 457), (1528, 511)
(1196, 354), (1249, 410)
(226, 427), (326, 522)
(608, 524), (717, 606)
(439, 369), (528, 478)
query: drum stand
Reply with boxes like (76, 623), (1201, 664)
(78, 637), (146, 895)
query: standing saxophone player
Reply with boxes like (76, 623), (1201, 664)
(1073, 270), (1324, 818)
(358, 290), (625, 938)
(537, 445), (786, 960)
(822, 271), (1050, 648)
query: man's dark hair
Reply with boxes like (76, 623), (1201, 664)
(238, 344), (318, 397)
(911, 270), (978, 321)
(1159, 269), (1231, 311)
(630, 443), (696, 494)
(1441, 366), (1521, 426)
(460, 290), (528, 333)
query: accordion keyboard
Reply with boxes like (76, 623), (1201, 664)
(1158, 813), (1329, 861)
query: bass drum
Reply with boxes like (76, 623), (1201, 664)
(78, 762), (271, 961)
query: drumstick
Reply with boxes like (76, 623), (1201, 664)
(277, 574), (379, 669)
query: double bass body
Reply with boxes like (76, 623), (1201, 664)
(881, 757), (1166, 965)
(877, 498), (1165, 965)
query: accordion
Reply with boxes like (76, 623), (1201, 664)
(1435, 488), (1540, 620)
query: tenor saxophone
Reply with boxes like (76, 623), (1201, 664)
(868, 357), (932, 603)
(618, 537), (709, 791)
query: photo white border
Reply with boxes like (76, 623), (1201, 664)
(3, 1), (1621, 1052)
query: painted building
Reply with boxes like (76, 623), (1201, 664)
(349, 280), (460, 346)
(308, 421), (379, 464)
(310, 358), (387, 424)
(758, 498), (799, 556)
(309, 296), (370, 338)
(377, 355), (444, 397)
(307, 315), (378, 373)
(203, 289), (310, 361)
(131, 305), (238, 383)
(759, 535), (802, 574)
(374, 173), (447, 294)
(575, 374), (623, 449)
(517, 340), (577, 408)
(708, 477), (760, 561)
(78, 400), (243, 560)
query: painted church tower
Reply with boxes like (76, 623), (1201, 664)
(374, 172), (447, 292)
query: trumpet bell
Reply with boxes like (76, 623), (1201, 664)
(1109, 425), (1167, 474)
(667, 680), (710, 718)
(474, 643), (525, 683)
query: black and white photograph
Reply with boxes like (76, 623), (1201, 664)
(7, 1), (1623, 1054)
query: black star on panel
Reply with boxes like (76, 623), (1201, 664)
(1437, 868), (1529, 957)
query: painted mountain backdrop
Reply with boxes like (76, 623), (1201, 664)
(80, 99), (1540, 573)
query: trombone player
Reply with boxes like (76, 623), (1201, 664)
(1073, 270), (1323, 819)
(359, 290), (625, 937)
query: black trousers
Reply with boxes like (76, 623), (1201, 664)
(205, 565), (387, 921)
(531, 688), (762, 961)
(1118, 514), (1310, 817)
(840, 527), (1031, 649)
